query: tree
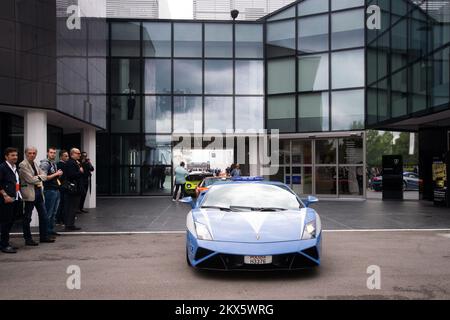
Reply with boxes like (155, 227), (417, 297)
(366, 130), (394, 168)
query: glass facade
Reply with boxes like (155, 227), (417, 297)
(266, 0), (366, 134)
(105, 21), (265, 195)
(366, 0), (450, 127)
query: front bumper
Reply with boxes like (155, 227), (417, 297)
(186, 232), (322, 270)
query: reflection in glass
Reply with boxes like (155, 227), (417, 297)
(331, 0), (364, 11)
(332, 90), (364, 131)
(267, 95), (296, 133)
(298, 15), (329, 53)
(392, 69), (408, 118)
(144, 59), (171, 94)
(143, 135), (172, 165)
(111, 167), (141, 195)
(331, 10), (364, 50)
(111, 96), (141, 133)
(235, 24), (263, 58)
(205, 23), (232, 58)
(291, 140), (312, 164)
(298, 54), (329, 92)
(391, 20), (408, 72)
(298, 93), (329, 132)
(144, 96), (172, 133)
(110, 59), (141, 94)
(173, 60), (202, 94)
(338, 137), (363, 164)
(316, 167), (337, 195)
(268, 58), (295, 94)
(111, 22), (140, 56)
(411, 62), (427, 112)
(430, 48), (450, 107)
(316, 139), (337, 164)
(339, 166), (364, 196)
(235, 97), (264, 131)
(204, 97), (233, 133)
(298, 0), (328, 16)
(291, 167), (313, 196)
(174, 23), (202, 57)
(142, 165), (172, 195)
(205, 60), (233, 94)
(332, 50), (364, 89)
(267, 20), (296, 58)
(235, 60), (264, 95)
(143, 22), (171, 57)
(111, 135), (141, 166)
(173, 96), (202, 133)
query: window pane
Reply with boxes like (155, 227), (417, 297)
(332, 49), (364, 89)
(110, 59), (141, 94)
(392, 69), (408, 118)
(205, 23), (232, 58)
(143, 22), (171, 57)
(331, 0), (364, 11)
(111, 167), (141, 195)
(235, 24), (263, 58)
(292, 140), (312, 164)
(298, 0), (329, 17)
(267, 20), (296, 58)
(111, 135), (141, 166)
(142, 165), (172, 195)
(144, 96), (172, 133)
(338, 137), (363, 164)
(143, 135), (172, 166)
(235, 97), (264, 131)
(298, 15), (329, 53)
(144, 59), (171, 94)
(267, 95), (296, 133)
(111, 22), (140, 56)
(298, 54), (329, 92)
(173, 60), (202, 94)
(110, 96), (141, 133)
(316, 139), (337, 164)
(430, 48), (450, 107)
(391, 19), (408, 72)
(339, 166), (364, 196)
(204, 60), (233, 94)
(235, 60), (264, 95)
(316, 167), (337, 195)
(268, 58), (295, 94)
(410, 62), (427, 112)
(331, 90), (364, 130)
(332, 9), (364, 50)
(298, 93), (329, 132)
(174, 23), (202, 57)
(173, 96), (202, 133)
(267, 6), (296, 21)
(204, 97), (233, 133)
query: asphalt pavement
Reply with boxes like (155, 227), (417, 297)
(1, 231), (449, 300)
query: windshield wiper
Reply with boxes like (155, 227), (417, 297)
(229, 206), (287, 212)
(200, 206), (233, 212)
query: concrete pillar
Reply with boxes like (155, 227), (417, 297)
(24, 110), (47, 227)
(82, 127), (96, 209)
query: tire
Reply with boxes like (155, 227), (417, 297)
(186, 248), (193, 268)
(403, 181), (407, 191)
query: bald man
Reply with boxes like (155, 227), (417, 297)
(63, 148), (84, 231)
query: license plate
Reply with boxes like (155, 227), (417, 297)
(244, 256), (272, 265)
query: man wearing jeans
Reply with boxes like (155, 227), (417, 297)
(19, 147), (62, 245)
(173, 162), (188, 201)
(40, 147), (62, 237)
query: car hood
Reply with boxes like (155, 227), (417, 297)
(192, 208), (309, 243)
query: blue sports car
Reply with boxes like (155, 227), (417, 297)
(182, 178), (322, 271)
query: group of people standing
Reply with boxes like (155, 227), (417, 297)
(0, 146), (94, 254)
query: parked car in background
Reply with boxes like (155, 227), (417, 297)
(184, 172), (214, 197)
(371, 172), (422, 191)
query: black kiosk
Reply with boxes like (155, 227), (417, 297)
(382, 155), (404, 200)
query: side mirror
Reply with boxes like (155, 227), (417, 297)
(179, 196), (195, 209)
(303, 195), (319, 207)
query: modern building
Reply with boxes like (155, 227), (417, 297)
(0, 0), (449, 205)
(193, 0), (297, 20)
(107, 0), (159, 19)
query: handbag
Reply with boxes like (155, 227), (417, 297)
(61, 180), (77, 194)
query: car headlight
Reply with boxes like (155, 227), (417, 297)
(195, 222), (213, 241)
(186, 184), (192, 188)
(302, 220), (316, 240)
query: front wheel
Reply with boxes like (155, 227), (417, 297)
(186, 248), (193, 268)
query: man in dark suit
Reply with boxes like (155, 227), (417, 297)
(64, 148), (84, 231)
(0, 147), (22, 253)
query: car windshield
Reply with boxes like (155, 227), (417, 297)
(201, 184), (303, 211)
